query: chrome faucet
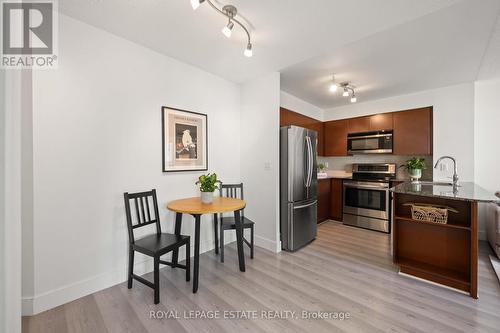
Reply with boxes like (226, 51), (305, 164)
(434, 156), (459, 186)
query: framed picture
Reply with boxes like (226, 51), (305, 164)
(162, 106), (208, 172)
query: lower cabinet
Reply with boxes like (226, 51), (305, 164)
(330, 179), (343, 221)
(317, 179), (331, 223)
(317, 178), (344, 223)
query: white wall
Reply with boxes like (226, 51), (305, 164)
(474, 79), (500, 236)
(26, 15), (242, 314)
(241, 73), (281, 252)
(0, 69), (5, 333)
(324, 83), (475, 182)
(280, 91), (324, 121)
(474, 79), (500, 193)
(2, 70), (23, 333)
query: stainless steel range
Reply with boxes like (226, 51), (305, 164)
(343, 163), (396, 233)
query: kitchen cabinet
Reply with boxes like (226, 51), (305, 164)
(348, 116), (371, 133)
(370, 113), (393, 131)
(309, 122), (324, 157)
(393, 107), (433, 155)
(330, 178), (343, 221)
(317, 179), (331, 223)
(280, 107), (324, 156)
(324, 119), (349, 156)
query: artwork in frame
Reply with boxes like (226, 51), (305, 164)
(162, 106), (208, 172)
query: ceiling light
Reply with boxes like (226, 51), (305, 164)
(192, 1), (253, 58)
(222, 21), (234, 38)
(191, 0), (205, 10)
(329, 75), (338, 92)
(343, 89), (349, 97)
(351, 95), (357, 103)
(244, 43), (253, 57)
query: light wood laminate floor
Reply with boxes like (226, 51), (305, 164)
(23, 222), (500, 333)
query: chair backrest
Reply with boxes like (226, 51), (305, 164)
(124, 189), (161, 244)
(219, 183), (245, 217)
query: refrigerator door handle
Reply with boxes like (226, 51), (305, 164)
(303, 136), (309, 187)
(306, 136), (313, 188)
(293, 200), (318, 210)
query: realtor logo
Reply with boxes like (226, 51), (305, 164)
(1, 0), (58, 68)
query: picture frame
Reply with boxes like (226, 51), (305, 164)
(162, 106), (208, 172)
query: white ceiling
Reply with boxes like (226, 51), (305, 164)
(59, 0), (461, 84)
(281, 0), (500, 108)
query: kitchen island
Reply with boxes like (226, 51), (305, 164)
(391, 182), (499, 298)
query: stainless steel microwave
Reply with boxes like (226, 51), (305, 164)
(347, 130), (393, 154)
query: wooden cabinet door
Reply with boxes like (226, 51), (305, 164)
(348, 116), (370, 133)
(370, 113), (393, 131)
(324, 119), (349, 156)
(393, 107), (433, 155)
(317, 179), (331, 223)
(330, 179), (343, 221)
(309, 122), (324, 156)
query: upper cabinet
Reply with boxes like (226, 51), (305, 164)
(348, 113), (394, 133)
(348, 116), (370, 133)
(370, 113), (393, 131)
(280, 108), (325, 156)
(324, 119), (349, 156)
(393, 107), (433, 155)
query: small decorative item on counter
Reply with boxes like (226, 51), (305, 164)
(400, 157), (426, 183)
(196, 173), (221, 204)
(403, 203), (459, 224)
(317, 163), (328, 179)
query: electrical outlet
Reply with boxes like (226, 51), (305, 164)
(264, 162), (271, 171)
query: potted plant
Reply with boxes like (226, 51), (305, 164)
(196, 173), (220, 204)
(400, 157), (426, 183)
(318, 163), (326, 173)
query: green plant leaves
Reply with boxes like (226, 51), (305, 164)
(196, 173), (220, 192)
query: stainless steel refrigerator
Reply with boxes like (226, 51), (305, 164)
(280, 126), (318, 251)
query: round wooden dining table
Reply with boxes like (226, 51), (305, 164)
(167, 197), (246, 293)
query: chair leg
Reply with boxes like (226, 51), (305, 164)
(154, 257), (160, 304)
(128, 246), (134, 289)
(251, 225), (254, 259)
(186, 241), (191, 282)
(220, 224), (224, 263)
(213, 214), (219, 255)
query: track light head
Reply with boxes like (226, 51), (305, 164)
(222, 21), (234, 38)
(244, 43), (253, 57)
(191, 0), (205, 10)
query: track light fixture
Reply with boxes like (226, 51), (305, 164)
(191, 1), (254, 57)
(329, 82), (357, 102)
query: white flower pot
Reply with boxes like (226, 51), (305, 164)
(200, 191), (214, 204)
(408, 169), (422, 183)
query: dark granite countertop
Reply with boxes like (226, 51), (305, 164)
(390, 181), (500, 203)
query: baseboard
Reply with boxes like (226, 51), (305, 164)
(22, 236), (234, 316)
(254, 234), (281, 253)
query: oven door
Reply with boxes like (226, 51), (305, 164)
(343, 181), (389, 220)
(347, 132), (393, 154)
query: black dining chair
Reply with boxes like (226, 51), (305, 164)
(213, 183), (254, 263)
(124, 189), (190, 304)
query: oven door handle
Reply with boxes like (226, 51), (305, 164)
(344, 184), (389, 190)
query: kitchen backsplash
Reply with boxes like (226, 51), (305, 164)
(318, 155), (433, 180)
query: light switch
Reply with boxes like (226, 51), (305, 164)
(264, 162), (271, 171)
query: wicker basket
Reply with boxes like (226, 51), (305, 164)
(403, 203), (459, 224)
